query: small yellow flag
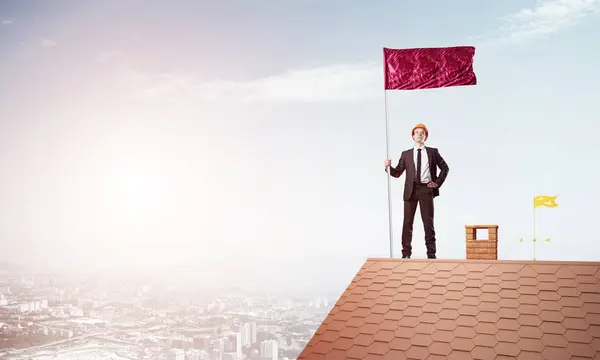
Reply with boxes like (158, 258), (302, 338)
(534, 195), (558, 208)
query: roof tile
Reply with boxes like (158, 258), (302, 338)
(394, 326), (415, 339)
(414, 322), (436, 335)
(556, 266), (577, 278)
(557, 278), (579, 288)
(405, 345), (429, 359)
(362, 354), (384, 360)
(373, 329), (395, 343)
(425, 354), (447, 360)
(456, 315), (478, 327)
(474, 322), (498, 335)
(431, 330), (453, 343)
(497, 318), (520, 331)
(462, 296), (481, 307)
(472, 333), (497, 347)
(517, 338), (544, 352)
(458, 304), (479, 316)
(382, 349), (404, 360)
(338, 326), (360, 340)
(496, 329), (519, 343)
(576, 275), (598, 284)
(519, 277), (538, 286)
(353, 334), (374, 347)
(366, 340), (389, 356)
(538, 290), (560, 301)
(378, 319), (399, 332)
(538, 281), (560, 291)
(453, 326), (476, 339)
(518, 314), (543, 327)
(565, 342), (596, 357)
(581, 292), (600, 304)
(324, 349), (346, 360)
(420, 312), (439, 324)
(500, 272), (519, 281)
(497, 307), (519, 319)
(540, 333), (568, 347)
(450, 337), (476, 352)
(447, 349), (471, 360)
(403, 306), (422, 317)
(518, 325), (544, 339)
(563, 317), (589, 331)
(541, 346), (570, 360)
(389, 337), (411, 351)
(331, 337), (354, 350)
(346, 345), (368, 359)
(564, 329), (593, 344)
(494, 341), (521, 357)
(297, 259), (600, 360)
(498, 298), (519, 308)
(476, 311), (499, 323)
(407, 297), (426, 307)
(539, 299), (561, 311)
(519, 351), (544, 360)
(540, 321), (567, 335)
(538, 273), (558, 282)
(471, 345), (496, 359)
(411, 333), (433, 347)
(370, 304), (388, 314)
(585, 313), (600, 326)
(429, 341), (452, 356)
(539, 310), (565, 323)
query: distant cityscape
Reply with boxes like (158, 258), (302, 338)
(0, 264), (334, 360)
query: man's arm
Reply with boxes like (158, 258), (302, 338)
(386, 153), (405, 178)
(435, 149), (449, 187)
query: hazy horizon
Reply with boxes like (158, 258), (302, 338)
(2, 1), (600, 288)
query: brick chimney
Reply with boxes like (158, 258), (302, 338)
(465, 225), (498, 260)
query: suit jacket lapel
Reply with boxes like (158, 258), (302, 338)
(426, 147), (434, 167)
(407, 149), (415, 173)
(426, 147), (435, 179)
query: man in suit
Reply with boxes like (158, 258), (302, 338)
(384, 123), (449, 259)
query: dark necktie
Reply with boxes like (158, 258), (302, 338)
(416, 149), (422, 184)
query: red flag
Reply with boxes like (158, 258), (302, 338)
(384, 46), (476, 90)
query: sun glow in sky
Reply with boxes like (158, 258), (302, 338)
(99, 158), (169, 221)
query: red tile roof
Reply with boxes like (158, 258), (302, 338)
(298, 258), (600, 360)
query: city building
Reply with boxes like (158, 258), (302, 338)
(240, 322), (257, 346)
(167, 348), (185, 360)
(260, 339), (279, 360)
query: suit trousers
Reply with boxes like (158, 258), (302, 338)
(401, 183), (436, 257)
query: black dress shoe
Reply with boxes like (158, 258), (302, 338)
(427, 255), (436, 259)
(402, 255), (410, 259)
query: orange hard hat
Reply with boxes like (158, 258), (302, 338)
(412, 123), (428, 138)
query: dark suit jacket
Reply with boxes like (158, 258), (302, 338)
(386, 147), (449, 201)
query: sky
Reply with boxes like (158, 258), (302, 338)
(1, 0), (600, 291)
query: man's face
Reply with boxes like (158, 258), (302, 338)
(413, 128), (426, 143)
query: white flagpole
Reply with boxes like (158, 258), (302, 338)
(384, 90), (393, 259)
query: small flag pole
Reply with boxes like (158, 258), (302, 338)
(384, 89), (394, 259)
(533, 197), (537, 261)
(522, 196), (553, 260)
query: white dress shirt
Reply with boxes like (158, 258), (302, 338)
(413, 145), (431, 183)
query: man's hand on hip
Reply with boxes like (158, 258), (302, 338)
(427, 182), (438, 188)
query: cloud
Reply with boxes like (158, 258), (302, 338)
(2, 19), (14, 25)
(494, 0), (600, 44)
(97, 50), (127, 63)
(40, 38), (57, 48)
(118, 62), (383, 104)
